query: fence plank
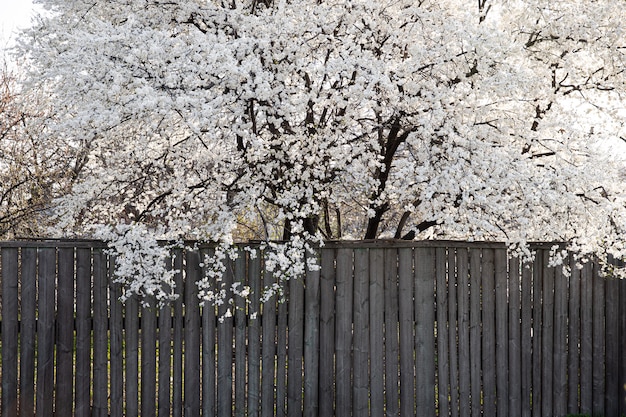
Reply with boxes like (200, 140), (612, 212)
(19, 247), (37, 417)
(436, 247), (450, 417)
(109, 259), (124, 417)
(495, 249), (508, 417)
(541, 250), (555, 417)
(36, 247), (56, 417)
(592, 263), (605, 416)
(201, 249), (217, 417)
(481, 249), (496, 417)
(261, 268), (278, 417)
(384, 248), (400, 417)
(448, 249), (459, 417)
(567, 258), (581, 414)
(276, 278), (289, 417)
(92, 250), (109, 417)
(235, 252), (248, 417)
(1, 247), (19, 417)
(125, 297), (139, 417)
(605, 273), (620, 417)
(158, 257), (173, 417)
(531, 253), (544, 417)
(369, 248), (385, 417)
(217, 252), (234, 417)
(287, 261), (305, 417)
(319, 248), (336, 417)
(185, 249), (202, 416)
(172, 250), (184, 417)
(415, 247), (436, 417)
(303, 251), (321, 417)
(353, 248), (370, 417)
(620, 278), (626, 417)
(553, 264), (568, 417)
(520, 260), (532, 417)
(141, 301), (158, 417)
(248, 251), (262, 417)
(508, 256), (521, 417)
(456, 248), (471, 417)
(399, 247), (415, 417)
(580, 261), (593, 415)
(335, 247), (354, 417)
(469, 248), (482, 417)
(55, 248), (75, 417)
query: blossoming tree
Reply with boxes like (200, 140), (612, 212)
(17, 0), (626, 303)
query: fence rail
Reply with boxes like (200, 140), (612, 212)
(1, 241), (625, 417)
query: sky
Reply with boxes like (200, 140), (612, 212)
(0, 0), (36, 51)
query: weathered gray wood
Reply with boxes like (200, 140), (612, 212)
(520, 261), (532, 417)
(65, 256), (86, 406)
(261, 268), (278, 417)
(276, 276), (289, 417)
(36, 248), (56, 417)
(494, 249), (508, 417)
(415, 247), (436, 417)
(303, 251), (321, 417)
(481, 249), (496, 417)
(184, 249), (202, 416)
(352, 248), (370, 416)
(553, 264), (568, 417)
(605, 274), (620, 417)
(19, 247), (37, 417)
(92, 250), (108, 417)
(384, 248), (400, 417)
(235, 252), (248, 417)
(448, 249), (459, 417)
(141, 302), (158, 417)
(620, 277), (626, 417)
(456, 248), (471, 417)
(567, 258), (581, 414)
(369, 248), (385, 417)
(541, 250), (555, 417)
(109, 258), (124, 417)
(436, 247), (450, 417)
(398, 247), (415, 417)
(319, 248), (336, 417)
(248, 250), (262, 417)
(335, 247), (354, 417)
(287, 265), (305, 417)
(579, 261), (593, 415)
(125, 300), (139, 416)
(172, 250), (184, 417)
(531, 253), (544, 417)
(55, 248), (75, 417)
(201, 249), (217, 417)
(507, 256), (521, 417)
(469, 248), (482, 417)
(592, 263), (605, 416)
(1, 248), (19, 417)
(217, 252), (234, 417)
(158, 256), (173, 417)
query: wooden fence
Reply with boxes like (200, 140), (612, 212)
(1, 240), (625, 417)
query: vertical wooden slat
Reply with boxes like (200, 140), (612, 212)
(384, 248), (400, 417)
(619, 277), (626, 417)
(399, 247), (415, 417)
(1, 247), (19, 417)
(369, 248), (385, 417)
(158, 256), (173, 417)
(335, 248), (354, 417)
(248, 250), (262, 417)
(185, 249), (201, 416)
(531, 253), (544, 417)
(520, 261), (532, 417)
(303, 250), (321, 417)
(287, 263), (305, 417)
(19, 247), (37, 417)
(567, 259), (581, 414)
(448, 249), (460, 417)
(541, 250), (555, 417)
(553, 264), (568, 417)
(605, 274), (620, 417)
(235, 252), (248, 417)
(481, 249), (496, 417)
(201, 249), (217, 417)
(261, 268), (277, 417)
(109, 258), (124, 417)
(56, 248), (75, 417)
(469, 248), (482, 417)
(276, 277), (289, 417)
(592, 263), (605, 416)
(415, 247), (436, 417)
(36, 247), (56, 417)
(141, 301), (158, 417)
(580, 261), (593, 415)
(92, 249), (108, 417)
(319, 249), (336, 417)
(436, 247), (450, 417)
(352, 248), (370, 417)
(495, 249), (508, 417)
(508, 256), (521, 417)
(125, 296), (140, 417)
(74, 248), (91, 417)
(217, 252), (234, 417)
(172, 250), (184, 417)
(456, 248), (471, 417)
